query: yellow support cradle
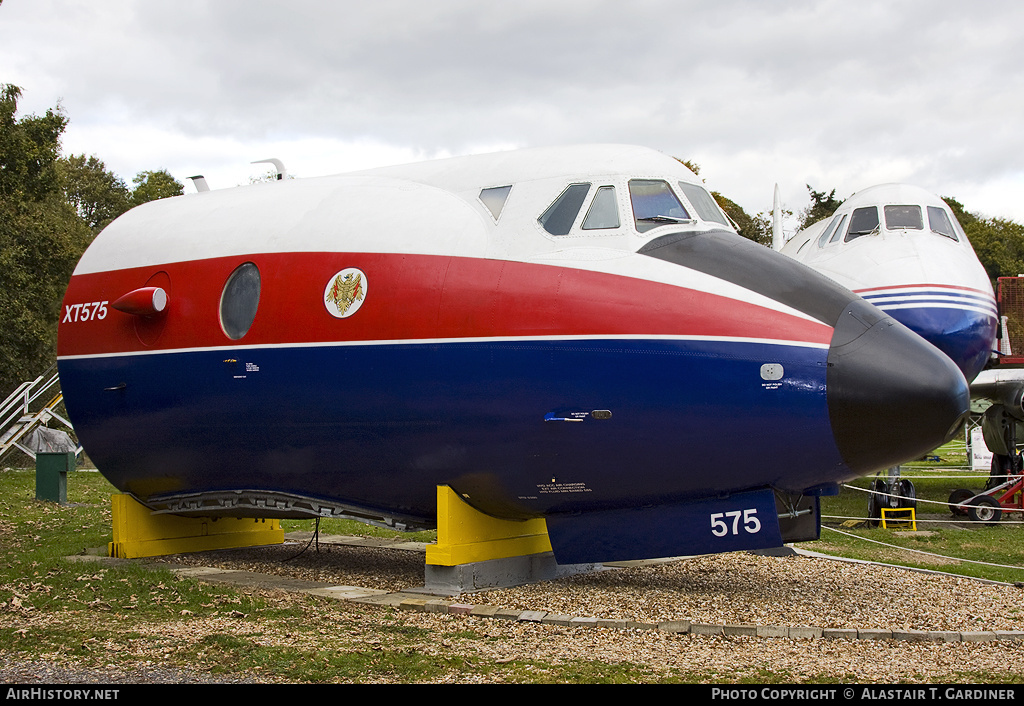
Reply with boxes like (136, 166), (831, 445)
(426, 486), (552, 566)
(108, 493), (284, 558)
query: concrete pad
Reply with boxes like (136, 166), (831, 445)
(788, 626), (823, 639)
(304, 586), (390, 600)
(658, 620), (691, 633)
(423, 552), (602, 595)
(518, 611), (547, 623)
(627, 621), (658, 631)
(960, 631), (997, 642)
(823, 628), (857, 640)
(892, 629), (931, 641)
(541, 614), (574, 626)
(995, 631), (1024, 640)
(351, 591), (425, 607)
(690, 623), (724, 636)
(469, 605), (500, 618)
(858, 629), (893, 640)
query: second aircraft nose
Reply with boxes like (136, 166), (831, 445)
(826, 299), (970, 475)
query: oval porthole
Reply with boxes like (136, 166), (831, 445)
(220, 262), (261, 340)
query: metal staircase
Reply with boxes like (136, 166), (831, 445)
(0, 365), (81, 464)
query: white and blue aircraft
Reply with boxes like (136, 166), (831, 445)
(775, 183), (1024, 520)
(778, 183), (997, 384)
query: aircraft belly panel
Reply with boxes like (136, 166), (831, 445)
(58, 337), (841, 522)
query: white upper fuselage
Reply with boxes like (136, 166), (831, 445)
(71, 145), (821, 327)
(75, 144), (734, 274)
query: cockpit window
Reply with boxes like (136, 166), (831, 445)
(539, 183), (591, 236)
(817, 214), (845, 247)
(884, 205), (923, 230)
(581, 186), (620, 230)
(629, 179), (690, 233)
(677, 182), (729, 226)
(927, 206), (959, 241)
(829, 215), (847, 244)
(479, 185), (512, 221)
(845, 207), (879, 241)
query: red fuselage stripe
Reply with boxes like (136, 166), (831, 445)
(58, 253), (834, 356)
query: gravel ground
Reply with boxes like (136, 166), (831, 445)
(5, 539), (1024, 683)
(153, 539), (1024, 633)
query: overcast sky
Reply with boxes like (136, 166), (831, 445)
(2, 0), (1022, 228)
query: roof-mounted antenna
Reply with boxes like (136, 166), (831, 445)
(252, 158), (288, 181)
(772, 184), (783, 251)
(188, 175), (210, 192)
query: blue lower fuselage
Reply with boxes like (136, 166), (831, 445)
(861, 301), (997, 382)
(59, 337), (843, 523)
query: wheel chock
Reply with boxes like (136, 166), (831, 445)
(108, 493), (284, 558)
(880, 507), (916, 530)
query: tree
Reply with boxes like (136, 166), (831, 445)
(797, 186), (843, 231)
(59, 154), (131, 232)
(0, 85), (92, 393)
(712, 192), (772, 246)
(943, 195), (1024, 285)
(130, 169), (183, 206)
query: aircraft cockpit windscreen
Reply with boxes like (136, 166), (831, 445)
(581, 186), (620, 230)
(817, 214), (847, 248)
(927, 206), (959, 241)
(884, 205), (924, 230)
(844, 206), (880, 241)
(629, 179), (692, 233)
(539, 183), (591, 235)
(676, 182), (730, 226)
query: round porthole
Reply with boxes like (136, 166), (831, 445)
(220, 262), (261, 339)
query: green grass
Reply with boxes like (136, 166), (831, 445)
(0, 468), (688, 683)
(5, 450), (1024, 683)
(806, 440), (1024, 583)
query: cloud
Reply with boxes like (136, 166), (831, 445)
(2, 0), (1023, 219)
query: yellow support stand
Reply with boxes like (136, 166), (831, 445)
(425, 486), (552, 566)
(880, 507), (917, 530)
(108, 494), (284, 558)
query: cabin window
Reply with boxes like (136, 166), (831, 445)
(927, 206), (959, 241)
(479, 185), (512, 221)
(884, 205), (923, 230)
(220, 262), (261, 340)
(629, 179), (690, 233)
(677, 181), (729, 226)
(581, 186), (620, 230)
(845, 207), (879, 241)
(539, 183), (591, 235)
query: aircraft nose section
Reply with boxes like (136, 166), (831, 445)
(826, 299), (970, 474)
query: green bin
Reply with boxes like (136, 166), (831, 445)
(35, 452), (76, 503)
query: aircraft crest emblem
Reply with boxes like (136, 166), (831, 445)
(324, 268), (367, 318)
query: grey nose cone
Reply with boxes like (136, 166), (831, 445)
(827, 299), (970, 474)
